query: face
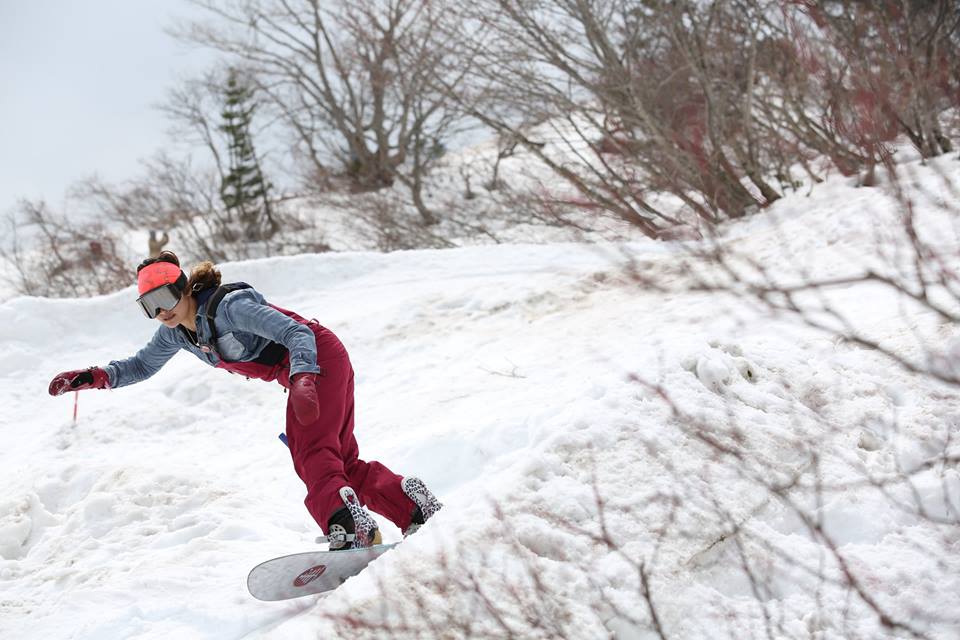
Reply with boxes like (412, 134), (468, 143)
(156, 294), (190, 328)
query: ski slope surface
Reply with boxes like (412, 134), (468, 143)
(1, 161), (959, 639)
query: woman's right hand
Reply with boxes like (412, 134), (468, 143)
(48, 367), (110, 396)
(290, 373), (321, 424)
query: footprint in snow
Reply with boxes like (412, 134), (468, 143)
(685, 349), (758, 393)
(0, 493), (57, 560)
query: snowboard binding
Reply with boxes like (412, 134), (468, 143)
(326, 487), (382, 550)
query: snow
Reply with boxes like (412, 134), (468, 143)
(1, 156), (959, 638)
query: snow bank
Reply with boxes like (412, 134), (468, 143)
(1, 157), (959, 639)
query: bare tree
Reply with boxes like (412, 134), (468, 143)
(177, 0), (470, 226)
(435, 0), (960, 238)
(78, 154), (233, 263)
(0, 200), (130, 298)
(750, 1), (960, 188)
(312, 189), (457, 252)
(802, 1), (959, 159)
(439, 0), (799, 239)
(78, 152), (331, 263)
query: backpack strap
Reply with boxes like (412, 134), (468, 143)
(199, 283), (251, 355)
(196, 283), (288, 366)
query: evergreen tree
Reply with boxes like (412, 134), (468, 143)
(219, 69), (276, 241)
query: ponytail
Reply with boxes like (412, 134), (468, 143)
(186, 261), (222, 295)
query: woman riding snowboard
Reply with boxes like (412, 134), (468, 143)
(48, 251), (441, 549)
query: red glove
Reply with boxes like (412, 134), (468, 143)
(290, 373), (321, 424)
(48, 367), (111, 396)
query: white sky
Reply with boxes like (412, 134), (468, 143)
(0, 0), (213, 217)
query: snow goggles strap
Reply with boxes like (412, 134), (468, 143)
(136, 281), (184, 318)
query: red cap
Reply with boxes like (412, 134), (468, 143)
(137, 262), (184, 295)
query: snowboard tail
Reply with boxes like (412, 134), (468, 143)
(247, 543), (398, 601)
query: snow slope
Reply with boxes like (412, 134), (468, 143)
(1, 159), (959, 639)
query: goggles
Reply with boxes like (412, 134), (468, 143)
(136, 283), (184, 319)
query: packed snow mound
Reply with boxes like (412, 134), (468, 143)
(1, 159), (960, 639)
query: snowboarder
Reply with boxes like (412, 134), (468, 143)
(48, 251), (442, 550)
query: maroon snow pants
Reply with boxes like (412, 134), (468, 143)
(217, 306), (416, 534)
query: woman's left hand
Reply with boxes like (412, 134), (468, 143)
(290, 373), (321, 424)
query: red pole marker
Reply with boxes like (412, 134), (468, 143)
(73, 391), (79, 424)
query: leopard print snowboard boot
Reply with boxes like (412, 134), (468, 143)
(326, 487), (383, 550)
(400, 476), (443, 537)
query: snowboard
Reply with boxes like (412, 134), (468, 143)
(247, 543), (399, 601)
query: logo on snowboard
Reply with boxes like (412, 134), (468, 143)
(294, 565), (327, 587)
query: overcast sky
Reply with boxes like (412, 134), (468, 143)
(0, 1), (213, 218)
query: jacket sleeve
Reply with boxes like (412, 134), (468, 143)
(104, 327), (182, 388)
(218, 295), (321, 377)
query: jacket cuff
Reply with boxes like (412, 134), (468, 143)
(289, 360), (322, 378)
(103, 365), (119, 389)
